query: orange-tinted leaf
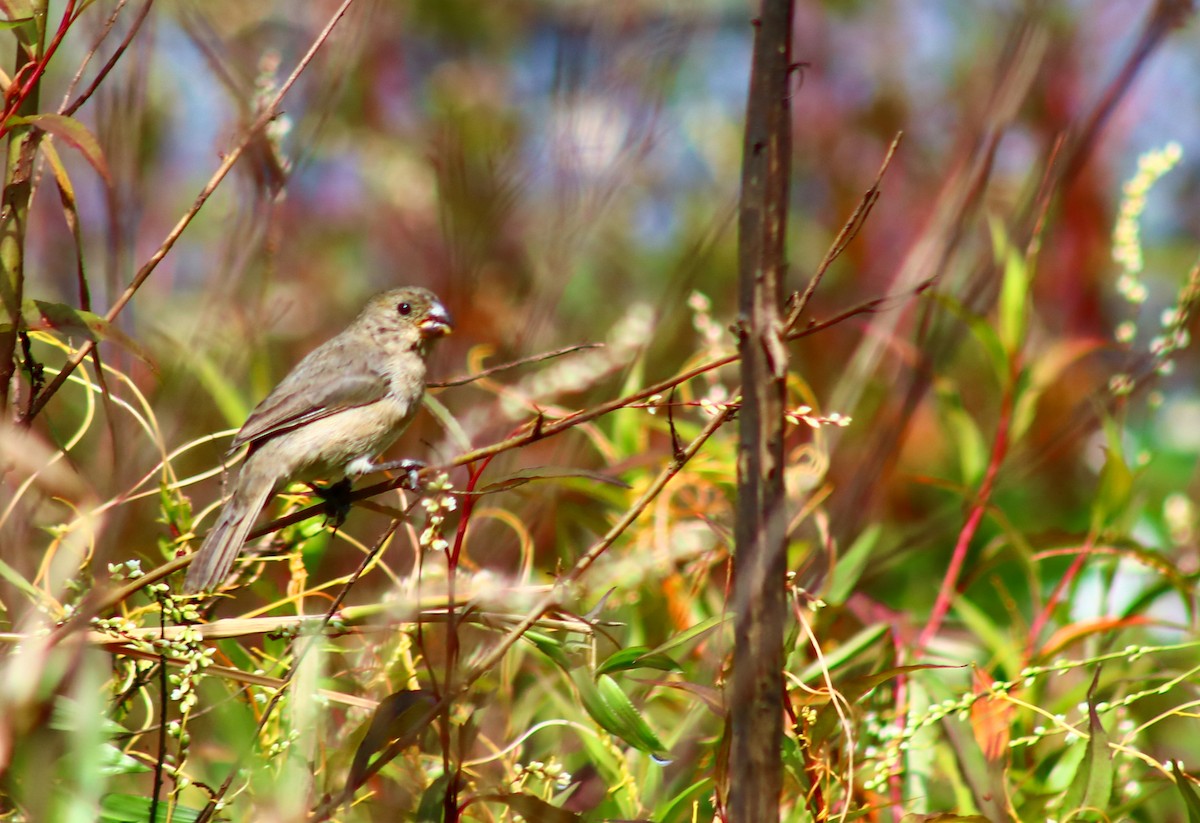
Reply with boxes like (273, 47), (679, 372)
(1038, 615), (1151, 660)
(969, 667), (1013, 763)
(662, 572), (695, 633)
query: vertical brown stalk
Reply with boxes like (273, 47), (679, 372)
(0, 2), (47, 414)
(729, 0), (793, 819)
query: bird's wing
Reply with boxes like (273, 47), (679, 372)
(233, 345), (389, 449)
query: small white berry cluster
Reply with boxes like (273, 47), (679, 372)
(786, 406), (851, 429)
(511, 758), (572, 792)
(419, 473), (457, 552)
(1108, 142), (1191, 395)
(1112, 141), (1182, 301)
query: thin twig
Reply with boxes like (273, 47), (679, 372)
(313, 405), (735, 818)
(148, 617), (167, 823)
(44, 279), (911, 652)
(916, 369), (1014, 655)
(430, 342), (602, 388)
(58, 0), (129, 108)
(0, 0), (80, 140)
(194, 513), (407, 822)
(62, 0), (156, 117)
(22, 0), (359, 422)
(785, 132), (902, 331)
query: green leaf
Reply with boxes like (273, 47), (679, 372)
(990, 216), (1030, 355)
(1171, 762), (1200, 823)
(595, 673), (669, 757)
(177, 345), (251, 429)
(934, 378), (988, 485)
(794, 622), (888, 684)
(478, 793), (582, 823)
(573, 724), (638, 817)
(949, 595), (1022, 681)
(9, 113), (112, 184)
(1044, 740), (1087, 794)
(51, 698), (129, 737)
(611, 348), (647, 456)
(649, 614), (726, 657)
(98, 743), (151, 776)
(1091, 414), (1134, 534)
(0, 555), (55, 611)
(526, 630), (572, 670)
(348, 689), (437, 788)
(596, 645), (682, 676)
(572, 669), (667, 757)
(930, 292), (1009, 388)
(826, 523), (880, 605)
(1010, 338), (1104, 442)
(1062, 670), (1113, 817)
(100, 794), (202, 823)
(415, 772), (451, 823)
(41, 137), (78, 212)
(805, 663), (952, 750)
(0, 0), (36, 46)
(653, 777), (715, 823)
(40, 139), (92, 317)
(639, 678), (723, 716)
(0, 0), (36, 20)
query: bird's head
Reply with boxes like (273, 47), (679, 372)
(359, 287), (453, 345)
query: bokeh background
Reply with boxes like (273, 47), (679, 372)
(3, 0), (1200, 819)
(20, 0), (1197, 601)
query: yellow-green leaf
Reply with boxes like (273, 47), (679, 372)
(8, 113), (112, 184)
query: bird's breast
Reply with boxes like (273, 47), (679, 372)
(254, 389), (421, 482)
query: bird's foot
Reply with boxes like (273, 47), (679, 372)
(370, 458), (426, 490)
(309, 478), (354, 527)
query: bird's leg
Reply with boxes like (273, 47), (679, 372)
(345, 455), (426, 489)
(308, 478), (354, 527)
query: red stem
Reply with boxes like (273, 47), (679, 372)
(0, 1), (79, 140)
(449, 457), (490, 570)
(1027, 533), (1095, 657)
(441, 457), (489, 822)
(916, 370), (1014, 654)
(890, 364), (1016, 816)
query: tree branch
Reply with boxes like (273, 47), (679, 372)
(728, 0), (793, 818)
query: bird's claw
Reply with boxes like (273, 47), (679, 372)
(309, 478), (354, 527)
(372, 458), (426, 490)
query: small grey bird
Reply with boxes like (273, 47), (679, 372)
(183, 287), (452, 593)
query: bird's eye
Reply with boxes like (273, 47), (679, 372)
(397, 302), (412, 316)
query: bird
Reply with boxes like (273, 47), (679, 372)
(183, 286), (452, 593)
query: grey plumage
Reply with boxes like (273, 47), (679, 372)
(183, 287), (451, 593)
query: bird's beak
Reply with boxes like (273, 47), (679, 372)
(419, 303), (453, 338)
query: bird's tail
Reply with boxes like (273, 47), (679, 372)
(183, 466), (274, 593)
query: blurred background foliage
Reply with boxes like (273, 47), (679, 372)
(2, 0), (1200, 820)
